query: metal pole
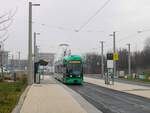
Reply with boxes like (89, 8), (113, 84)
(127, 43), (131, 76)
(113, 31), (116, 84)
(33, 32), (40, 63)
(12, 54), (14, 74)
(11, 54), (16, 81)
(1, 51), (4, 81)
(100, 41), (104, 79)
(18, 51), (20, 70)
(34, 32), (36, 63)
(0, 51), (0, 80)
(28, 2), (33, 85)
(34, 32), (36, 83)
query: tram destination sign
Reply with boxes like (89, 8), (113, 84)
(69, 61), (81, 64)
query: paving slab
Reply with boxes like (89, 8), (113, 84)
(20, 76), (87, 113)
(85, 77), (150, 98)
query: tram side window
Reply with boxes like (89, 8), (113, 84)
(62, 64), (66, 74)
(56, 65), (59, 73)
(58, 65), (60, 73)
(57, 65), (59, 73)
(61, 65), (63, 73)
(58, 65), (63, 73)
(54, 66), (56, 73)
(55, 64), (66, 74)
(55, 65), (58, 73)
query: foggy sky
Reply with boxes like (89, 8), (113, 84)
(1, 0), (150, 59)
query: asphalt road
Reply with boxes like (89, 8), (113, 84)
(68, 82), (150, 113)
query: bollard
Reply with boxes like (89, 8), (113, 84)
(13, 72), (16, 81)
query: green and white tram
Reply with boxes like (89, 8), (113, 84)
(55, 55), (83, 84)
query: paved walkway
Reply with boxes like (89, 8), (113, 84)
(20, 76), (87, 113)
(85, 77), (150, 98)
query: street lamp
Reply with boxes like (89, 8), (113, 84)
(137, 29), (150, 34)
(32, 4), (40, 6)
(28, 2), (40, 85)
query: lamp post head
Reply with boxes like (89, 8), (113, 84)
(75, 29), (79, 32)
(59, 43), (69, 47)
(36, 33), (40, 35)
(137, 31), (142, 33)
(109, 34), (113, 36)
(32, 4), (40, 6)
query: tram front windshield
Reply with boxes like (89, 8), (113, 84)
(67, 63), (81, 74)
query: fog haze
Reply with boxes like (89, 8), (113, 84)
(1, 0), (150, 59)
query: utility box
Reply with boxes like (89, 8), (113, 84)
(139, 74), (146, 80)
(119, 71), (125, 78)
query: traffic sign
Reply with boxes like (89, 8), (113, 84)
(113, 52), (119, 61)
(107, 60), (113, 68)
(107, 53), (113, 60)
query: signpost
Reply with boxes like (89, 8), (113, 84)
(105, 53), (113, 84)
(113, 52), (119, 61)
(106, 53), (119, 85)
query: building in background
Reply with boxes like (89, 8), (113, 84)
(7, 59), (27, 71)
(0, 51), (9, 68)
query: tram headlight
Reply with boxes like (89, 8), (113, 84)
(77, 75), (80, 77)
(70, 75), (72, 77)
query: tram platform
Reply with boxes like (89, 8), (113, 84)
(19, 75), (101, 113)
(85, 77), (150, 98)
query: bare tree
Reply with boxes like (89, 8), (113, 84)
(0, 8), (17, 81)
(143, 37), (150, 68)
(0, 8), (17, 31)
(84, 53), (102, 74)
(117, 48), (128, 72)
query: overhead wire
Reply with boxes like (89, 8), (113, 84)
(33, 21), (106, 33)
(76, 0), (111, 32)
(117, 29), (150, 44)
(117, 33), (138, 44)
(33, 21), (75, 32)
(103, 29), (150, 52)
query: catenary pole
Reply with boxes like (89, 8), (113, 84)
(28, 2), (40, 85)
(34, 32), (36, 64)
(113, 31), (116, 84)
(100, 41), (104, 78)
(127, 43), (131, 76)
(18, 51), (20, 70)
(28, 2), (33, 85)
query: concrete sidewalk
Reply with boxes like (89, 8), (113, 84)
(19, 76), (101, 113)
(85, 77), (150, 98)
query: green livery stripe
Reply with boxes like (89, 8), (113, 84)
(64, 77), (83, 84)
(64, 55), (82, 61)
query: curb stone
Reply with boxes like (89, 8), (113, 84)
(11, 86), (31, 113)
(61, 84), (103, 113)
